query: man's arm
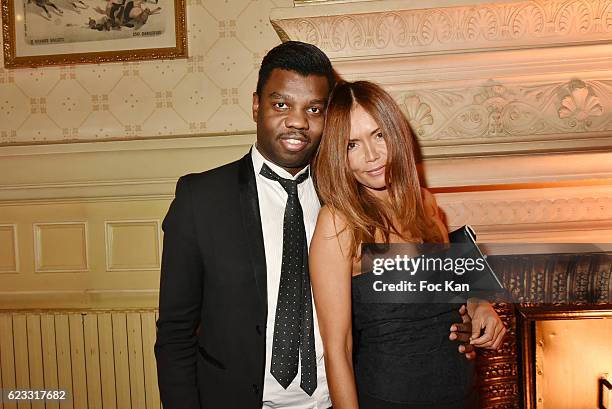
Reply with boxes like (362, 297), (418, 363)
(467, 298), (507, 350)
(155, 176), (204, 409)
(450, 305), (476, 360)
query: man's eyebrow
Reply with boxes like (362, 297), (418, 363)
(269, 92), (290, 100)
(310, 98), (327, 105)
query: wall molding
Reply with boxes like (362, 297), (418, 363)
(1, 135), (610, 203)
(0, 223), (19, 273)
(0, 134), (255, 203)
(0, 289), (160, 309)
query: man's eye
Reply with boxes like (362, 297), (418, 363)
(308, 107), (321, 114)
(274, 102), (287, 109)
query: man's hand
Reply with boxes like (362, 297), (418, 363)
(449, 304), (476, 360)
(467, 299), (506, 350)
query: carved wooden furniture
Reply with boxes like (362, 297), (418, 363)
(478, 252), (612, 408)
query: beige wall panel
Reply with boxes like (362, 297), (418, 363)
(34, 223), (88, 272)
(105, 221), (161, 271)
(0, 225), (18, 273)
(25, 315), (44, 409)
(0, 199), (172, 309)
(0, 315), (17, 409)
(40, 315), (59, 409)
(97, 314), (117, 409)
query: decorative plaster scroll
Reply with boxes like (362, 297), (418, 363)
(271, 0), (612, 59)
(440, 195), (612, 227)
(394, 78), (611, 142)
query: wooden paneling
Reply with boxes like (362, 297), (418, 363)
(53, 314), (72, 409)
(0, 311), (161, 409)
(12, 314), (31, 409)
(98, 314), (117, 409)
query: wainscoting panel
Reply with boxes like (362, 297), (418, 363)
(0, 310), (161, 409)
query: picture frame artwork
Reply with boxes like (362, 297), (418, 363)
(1, 0), (186, 68)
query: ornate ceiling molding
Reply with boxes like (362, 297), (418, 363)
(273, 0), (612, 59)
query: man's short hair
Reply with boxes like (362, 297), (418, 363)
(256, 41), (335, 95)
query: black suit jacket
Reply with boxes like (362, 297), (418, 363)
(155, 153), (270, 409)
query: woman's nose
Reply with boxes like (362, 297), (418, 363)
(364, 143), (379, 162)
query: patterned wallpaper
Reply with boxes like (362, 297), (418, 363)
(0, 0), (292, 145)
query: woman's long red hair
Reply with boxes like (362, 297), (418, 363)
(313, 81), (443, 258)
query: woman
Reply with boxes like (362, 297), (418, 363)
(310, 81), (506, 408)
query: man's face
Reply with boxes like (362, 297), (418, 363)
(252, 69), (330, 175)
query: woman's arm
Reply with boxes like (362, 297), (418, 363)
(421, 188), (506, 352)
(310, 206), (359, 409)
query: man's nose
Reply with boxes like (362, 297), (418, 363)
(285, 109), (308, 130)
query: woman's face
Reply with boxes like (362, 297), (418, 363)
(347, 104), (388, 195)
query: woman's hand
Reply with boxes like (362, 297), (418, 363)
(467, 299), (506, 350)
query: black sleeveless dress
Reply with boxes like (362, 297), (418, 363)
(352, 273), (478, 408)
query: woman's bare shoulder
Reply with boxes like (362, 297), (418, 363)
(317, 205), (349, 234)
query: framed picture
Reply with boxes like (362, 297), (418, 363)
(1, 0), (186, 68)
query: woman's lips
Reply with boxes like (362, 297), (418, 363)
(280, 138), (308, 152)
(366, 165), (385, 176)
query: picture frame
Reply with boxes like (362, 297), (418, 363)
(1, 0), (186, 68)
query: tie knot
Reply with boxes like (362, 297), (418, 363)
(260, 163), (309, 196)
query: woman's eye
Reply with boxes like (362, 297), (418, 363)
(376, 132), (384, 139)
(347, 142), (357, 150)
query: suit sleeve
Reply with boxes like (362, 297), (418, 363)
(155, 175), (204, 409)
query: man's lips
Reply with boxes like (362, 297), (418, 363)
(279, 135), (309, 152)
(365, 165), (385, 176)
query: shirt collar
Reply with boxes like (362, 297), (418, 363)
(251, 143), (310, 181)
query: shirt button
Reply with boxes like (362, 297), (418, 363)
(255, 325), (262, 335)
(252, 384), (259, 394)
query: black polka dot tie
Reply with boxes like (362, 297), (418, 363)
(260, 163), (317, 396)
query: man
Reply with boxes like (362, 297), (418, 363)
(155, 41), (476, 409)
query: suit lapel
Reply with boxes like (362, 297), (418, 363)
(238, 152), (268, 317)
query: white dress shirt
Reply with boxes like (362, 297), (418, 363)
(251, 146), (331, 409)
